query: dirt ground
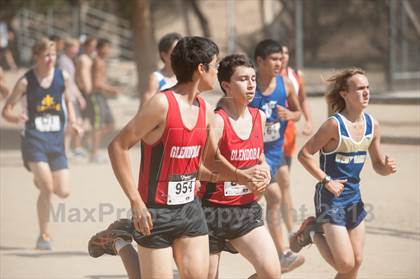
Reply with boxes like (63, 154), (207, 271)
(0, 69), (419, 278)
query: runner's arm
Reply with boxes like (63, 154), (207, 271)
(199, 112), (224, 182)
(92, 59), (118, 96)
(1, 76), (28, 124)
(277, 77), (301, 121)
(63, 71), (77, 125)
(368, 119), (397, 175)
(298, 119), (338, 181)
(140, 73), (159, 109)
(0, 67), (10, 98)
(75, 57), (91, 94)
(108, 93), (168, 235)
(108, 93), (167, 204)
(298, 119), (346, 197)
(296, 72), (313, 134)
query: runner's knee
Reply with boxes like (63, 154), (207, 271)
(180, 265), (207, 279)
(256, 264), (281, 279)
(39, 185), (54, 199)
(54, 189), (70, 199)
(354, 254), (363, 269)
(335, 257), (355, 274)
(265, 186), (282, 206)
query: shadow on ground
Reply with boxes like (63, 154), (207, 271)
(0, 128), (120, 151)
(6, 250), (89, 257)
(0, 246), (26, 251)
(86, 270), (179, 279)
(366, 226), (420, 241)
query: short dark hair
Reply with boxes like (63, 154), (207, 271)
(171, 36), (219, 83)
(158, 32), (182, 54)
(97, 38), (111, 50)
(49, 34), (62, 42)
(217, 54), (255, 94)
(254, 39), (283, 60)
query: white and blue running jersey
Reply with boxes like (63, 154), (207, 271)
(153, 70), (177, 91)
(320, 112), (374, 192)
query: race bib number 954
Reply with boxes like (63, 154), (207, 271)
(167, 173), (196, 205)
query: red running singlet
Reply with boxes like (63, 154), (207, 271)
(138, 90), (207, 206)
(201, 107), (264, 205)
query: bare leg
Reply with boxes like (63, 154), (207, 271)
(265, 182), (287, 254)
(335, 222), (365, 279)
(230, 226), (281, 279)
(276, 165), (294, 233)
(137, 245), (173, 279)
(29, 162), (54, 236)
(91, 123), (113, 159)
(313, 223), (356, 274)
(52, 169), (70, 198)
(119, 245), (141, 279)
(173, 235), (209, 279)
(64, 126), (72, 154)
(208, 253), (221, 279)
(90, 128), (101, 158)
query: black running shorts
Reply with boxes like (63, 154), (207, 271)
(202, 201), (264, 254)
(133, 198), (208, 248)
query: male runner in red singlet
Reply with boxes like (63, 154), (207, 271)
(96, 37), (269, 279)
(199, 54), (281, 278)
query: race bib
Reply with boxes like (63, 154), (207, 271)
(263, 122), (281, 142)
(167, 174), (196, 205)
(34, 115), (60, 132)
(224, 181), (250, 196)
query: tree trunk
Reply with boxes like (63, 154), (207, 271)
(259, 0), (268, 37)
(131, 0), (157, 99)
(188, 0), (211, 37)
(177, 0), (192, 36)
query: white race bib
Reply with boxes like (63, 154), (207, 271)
(224, 181), (250, 196)
(167, 174), (196, 205)
(34, 115), (60, 132)
(263, 122), (281, 142)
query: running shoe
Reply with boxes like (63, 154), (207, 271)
(289, 216), (317, 253)
(280, 250), (305, 273)
(88, 229), (132, 258)
(36, 234), (52, 250)
(90, 154), (108, 164)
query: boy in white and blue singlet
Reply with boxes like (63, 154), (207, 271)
(248, 39), (305, 273)
(290, 68), (397, 278)
(140, 32), (181, 107)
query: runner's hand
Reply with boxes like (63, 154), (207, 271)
(78, 96), (87, 110)
(195, 180), (202, 192)
(70, 122), (83, 135)
(131, 201), (153, 236)
(325, 179), (347, 197)
(302, 121), (313, 135)
(384, 155), (397, 175)
(240, 165), (268, 193)
(277, 105), (292, 121)
(17, 113), (28, 124)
